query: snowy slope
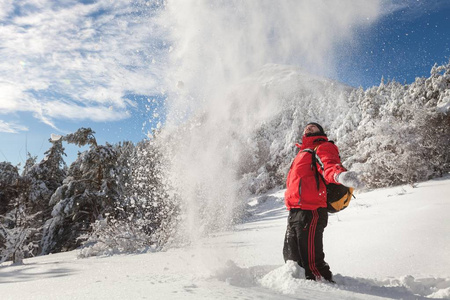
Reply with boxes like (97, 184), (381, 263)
(1, 176), (449, 300)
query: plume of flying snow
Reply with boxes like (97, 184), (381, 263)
(156, 0), (383, 243)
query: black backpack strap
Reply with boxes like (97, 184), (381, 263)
(302, 148), (323, 190)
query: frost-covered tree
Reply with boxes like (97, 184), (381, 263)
(21, 153), (37, 177)
(0, 198), (41, 264)
(63, 127), (97, 148)
(14, 137), (68, 256)
(25, 138), (66, 216)
(0, 162), (22, 259)
(0, 170), (45, 264)
(349, 62), (450, 187)
(411, 63), (450, 178)
(0, 162), (20, 215)
(0, 221), (29, 264)
(79, 138), (180, 257)
(1, 137), (67, 261)
(41, 128), (122, 253)
(125, 139), (179, 247)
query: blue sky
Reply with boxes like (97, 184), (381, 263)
(0, 0), (449, 168)
(335, 0), (450, 88)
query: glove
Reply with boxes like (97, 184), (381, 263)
(336, 171), (364, 189)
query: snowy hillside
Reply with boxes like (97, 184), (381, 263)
(159, 62), (449, 251)
(1, 62), (448, 264)
(1, 176), (449, 300)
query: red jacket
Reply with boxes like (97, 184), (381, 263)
(285, 135), (346, 210)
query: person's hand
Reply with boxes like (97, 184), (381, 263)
(337, 171), (364, 189)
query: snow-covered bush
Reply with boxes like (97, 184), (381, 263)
(78, 218), (154, 257)
(0, 208), (39, 264)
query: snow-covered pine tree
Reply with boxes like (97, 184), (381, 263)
(349, 62), (450, 187)
(411, 62), (450, 178)
(1, 137), (67, 262)
(336, 87), (364, 163)
(41, 128), (122, 254)
(0, 162), (22, 261)
(12, 137), (68, 257)
(21, 153), (37, 177)
(0, 162), (20, 215)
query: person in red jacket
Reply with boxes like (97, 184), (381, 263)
(283, 122), (363, 282)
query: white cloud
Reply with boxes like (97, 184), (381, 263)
(0, 0), (14, 20)
(0, 82), (28, 111)
(42, 100), (130, 122)
(0, 0), (165, 130)
(0, 81), (129, 122)
(0, 120), (29, 133)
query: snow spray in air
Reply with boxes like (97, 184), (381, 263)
(156, 0), (381, 244)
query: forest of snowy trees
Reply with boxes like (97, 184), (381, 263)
(1, 62), (449, 264)
(240, 62), (450, 195)
(0, 128), (179, 263)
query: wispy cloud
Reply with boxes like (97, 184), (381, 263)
(0, 120), (29, 133)
(0, 0), (165, 131)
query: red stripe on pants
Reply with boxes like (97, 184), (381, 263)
(308, 210), (321, 279)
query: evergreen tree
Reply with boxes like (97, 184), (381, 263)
(1, 138), (67, 262)
(41, 128), (121, 253)
(0, 162), (20, 215)
(0, 162), (21, 259)
(18, 137), (67, 256)
(21, 153), (37, 177)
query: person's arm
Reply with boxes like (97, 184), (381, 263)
(316, 142), (364, 189)
(315, 143), (346, 184)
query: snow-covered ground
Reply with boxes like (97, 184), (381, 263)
(1, 176), (449, 299)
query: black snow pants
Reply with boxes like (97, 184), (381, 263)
(283, 207), (332, 281)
